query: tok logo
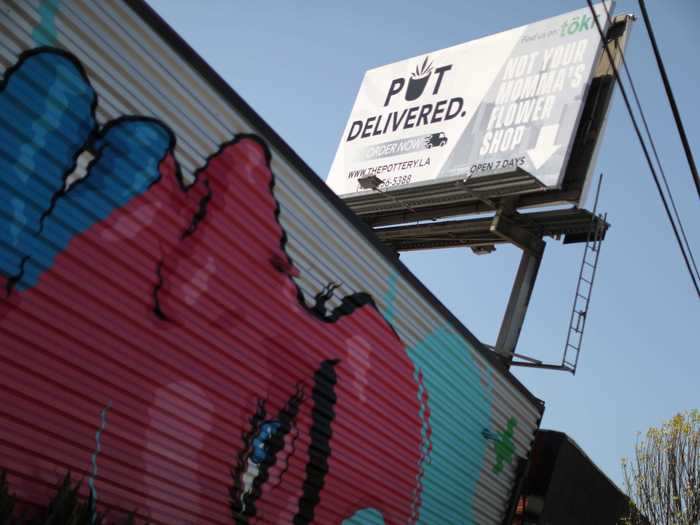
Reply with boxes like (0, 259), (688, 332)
(560, 13), (598, 36)
(383, 56), (452, 107)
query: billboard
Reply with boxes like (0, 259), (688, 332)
(327, 2), (613, 197)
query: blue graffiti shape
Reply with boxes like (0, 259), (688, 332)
(251, 420), (281, 464)
(0, 48), (175, 293)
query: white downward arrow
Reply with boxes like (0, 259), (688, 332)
(527, 124), (561, 170)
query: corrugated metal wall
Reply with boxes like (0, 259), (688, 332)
(0, 1), (543, 523)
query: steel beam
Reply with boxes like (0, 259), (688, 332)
(374, 208), (607, 251)
(490, 212), (544, 255)
(495, 243), (545, 364)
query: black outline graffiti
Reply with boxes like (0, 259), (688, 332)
(230, 385), (306, 524)
(293, 359), (339, 525)
(181, 179), (212, 240)
(5, 256), (29, 297)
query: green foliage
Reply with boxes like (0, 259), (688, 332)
(27, 472), (105, 525)
(0, 469), (150, 524)
(620, 409), (700, 525)
(0, 470), (17, 523)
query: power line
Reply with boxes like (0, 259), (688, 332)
(598, 3), (700, 285)
(638, 0), (700, 200)
(585, 0), (700, 298)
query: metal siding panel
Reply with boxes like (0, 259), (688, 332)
(0, 1), (542, 523)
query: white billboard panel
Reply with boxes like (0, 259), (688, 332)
(327, 2), (613, 197)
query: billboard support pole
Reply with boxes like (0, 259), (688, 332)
(495, 238), (545, 366)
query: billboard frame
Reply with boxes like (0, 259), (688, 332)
(339, 13), (634, 227)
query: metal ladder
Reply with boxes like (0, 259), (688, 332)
(562, 176), (606, 373)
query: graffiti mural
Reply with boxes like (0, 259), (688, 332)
(0, 47), (429, 523)
(0, 1), (544, 521)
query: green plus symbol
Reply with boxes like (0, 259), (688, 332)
(482, 417), (517, 474)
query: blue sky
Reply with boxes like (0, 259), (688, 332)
(147, 0), (699, 489)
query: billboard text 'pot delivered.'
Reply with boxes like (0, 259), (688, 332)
(345, 56), (465, 142)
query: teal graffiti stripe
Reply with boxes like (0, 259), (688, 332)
(410, 367), (431, 523)
(405, 327), (494, 525)
(343, 508), (386, 525)
(32, 0), (61, 46)
(88, 401), (111, 518)
(380, 272), (398, 324)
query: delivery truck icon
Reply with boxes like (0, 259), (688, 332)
(425, 132), (448, 148)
